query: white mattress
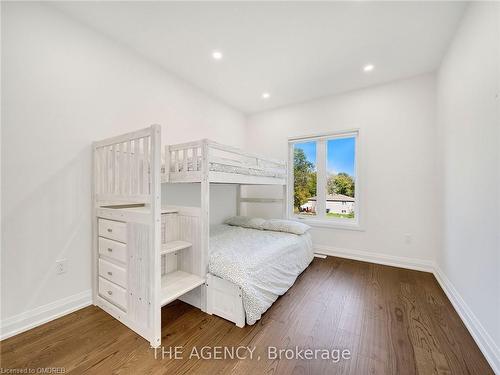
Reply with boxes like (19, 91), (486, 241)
(209, 224), (314, 325)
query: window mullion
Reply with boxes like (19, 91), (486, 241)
(316, 140), (326, 218)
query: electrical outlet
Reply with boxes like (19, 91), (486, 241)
(404, 234), (412, 245)
(56, 259), (67, 274)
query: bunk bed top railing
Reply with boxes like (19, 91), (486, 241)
(164, 139), (287, 184)
(167, 139), (285, 167)
(205, 139), (285, 168)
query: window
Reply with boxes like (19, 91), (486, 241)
(289, 130), (359, 227)
(291, 141), (317, 216)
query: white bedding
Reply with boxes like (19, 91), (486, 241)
(209, 224), (314, 325)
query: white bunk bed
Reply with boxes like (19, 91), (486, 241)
(92, 125), (288, 347)
(161, 138), (288, 328)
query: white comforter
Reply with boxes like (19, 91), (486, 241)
(209, 224), (314, 325)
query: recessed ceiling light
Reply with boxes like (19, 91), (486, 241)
(363, 64), (375, 72)
(262, 92), (270, 99)
(212, 50), (223, 60)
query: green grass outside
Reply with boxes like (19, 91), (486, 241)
(294, 209), (354, 219)
(326, 212), (355, 219)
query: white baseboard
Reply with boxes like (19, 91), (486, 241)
(314, 244), (435, 273)
(315, 244), (499, 374)
(0, 289), (92, 340)
(433, 267), (500, 374)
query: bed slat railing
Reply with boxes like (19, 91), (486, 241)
(94, 128), (154, 203)
(206, 140), (286, 169)
(163, 141), (203, 176)
(164, 139), (286, 182)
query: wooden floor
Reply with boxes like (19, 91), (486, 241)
(1, 257), (493, 374)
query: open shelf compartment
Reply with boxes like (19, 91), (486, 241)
(161, 270), (205, 306)
(161, 240), (192, 256)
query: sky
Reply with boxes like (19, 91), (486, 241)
(295, 137), (355, 176)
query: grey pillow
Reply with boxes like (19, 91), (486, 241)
(224, 216), (265, 230)
(261, 219), (311, 235)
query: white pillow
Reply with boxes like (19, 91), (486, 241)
(224, 216), (265, 230)
(261, 219), (311, 235)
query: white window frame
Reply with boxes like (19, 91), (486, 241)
(288, 129), (362, 230)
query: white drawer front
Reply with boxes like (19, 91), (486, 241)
(99, 237), (127, 264)
(99, 276), (127, 310)
(98, 218), (127, 243)
(99, 258), (127, 288)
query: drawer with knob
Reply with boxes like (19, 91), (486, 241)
(98, 218), (127, 243)
(99, 258), (127, 288)
(98, 237), (127, 264)
(99, 276), (127, 310)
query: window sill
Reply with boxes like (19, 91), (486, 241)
(290, 217), (364, 231)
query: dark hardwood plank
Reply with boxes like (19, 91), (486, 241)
(0, 257), (493, 375)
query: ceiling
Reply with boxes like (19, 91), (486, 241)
(52, 2), (466, 114)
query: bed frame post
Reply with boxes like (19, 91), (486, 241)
(163, 144), (170, 182)
(200, 139), (210, 312)
(91, 143), (98, 306)
(282, 184), (287, 219)
(287, 145), (294, 219)
(236, 184), (241, 216)
(150, 124), (162, 348)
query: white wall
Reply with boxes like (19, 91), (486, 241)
(436, 2), (500, 369)
(1, 2), (245, 332)
(163, 184), (237, 225)
(245, 74), (439, 265)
